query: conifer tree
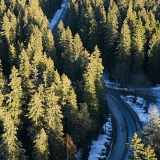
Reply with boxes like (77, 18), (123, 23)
(32, 128), (49, 160)
(72, 34), (89, 81)
(42, 29), (57, 64)
(114, 19), (131, 87)
(74, 103), (91, 145)
(44, 83), (64, 160)
(128, 133), (144, 160)
(87, 18), (99, 52)
(2, 9), (17, 45)
(0, 112), (26, 160)
(96, 5), (107, 53)
(19, 49), (34, 101)
(6, 66), (24, 126)
(78, 1), (95, 48)
(27, 84), (45, 129)
(148, 29), (160, 84)
(143, 106), (160, 146)
(61, 27), (74, 79)
(104, 0), (121, 75)
(60, 74), (78, 135)
(83, 46), (104, 122)
(65, 0), (79, 35)
(131, 18), (146, 74)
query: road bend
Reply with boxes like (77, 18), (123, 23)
(107, 88), (142, 160)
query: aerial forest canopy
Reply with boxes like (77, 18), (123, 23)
(0, 0), (160, 159)
(65, 0), (160, 87)
(0, 0), (107, 159)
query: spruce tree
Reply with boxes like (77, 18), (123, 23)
(83, 46), (104, 122)
(114, 19), (131, 87)
(148, 29), (160, 84)
(104, 0), (121, 75)
(131, 18), (146, 74)
(27, 84), (45, 129)
(143, 106), (160, 146)
(87, 18), (99, 52)
(60, 74), (78, 135)
(32, 128), (49, 160)
(6, 66), (24, 126)
(44, 83), (64, 160)
(128, 133), (144, 160)
(0, 112), (26, 160)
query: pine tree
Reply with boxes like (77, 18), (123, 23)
(27, 84), (45, 129)
(60, 74), (78, 135)
(104, 0), (121, 75)
(131, 18), (146, 74)
(65, 0), (79, 35)
(44, 84), (64, 159)
(72, 34), (89, 81)
(74, 103), (91, 146)
(0, 112), (26, 160)
(87, 18), (99, 52)
(143, 106), (160, 146)
(2, 9), (17, 45)
(42, 29), (57, 64)
(78, 1), (95, 48)
(6, 66), (24, 126)
(128, 133), (144, 160)
(19, 49), (34, 102)
(148, 29), (160, 84)
(83, 46), (104, 121)
(32, 128), (49, 160)
(61, 27), (74, 80)
(114, 19), (131, 87)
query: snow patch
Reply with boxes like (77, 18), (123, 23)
(88, 116), (112, 160)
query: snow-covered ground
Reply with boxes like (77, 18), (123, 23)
(88, 116), (112, 160)
(49, 0), (69, 32)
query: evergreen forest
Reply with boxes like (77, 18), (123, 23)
(0, 0), (160, 159)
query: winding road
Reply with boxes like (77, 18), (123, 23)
(107, 88), (142, 160)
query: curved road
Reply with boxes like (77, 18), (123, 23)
(107, 88), (142, 160)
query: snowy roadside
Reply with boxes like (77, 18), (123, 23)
(103, 73), (160, 127)
(121, 95), (160, 127)
(88, 116), (112, 160)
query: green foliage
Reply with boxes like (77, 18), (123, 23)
(114, 19), (131, 87)
(6, 66), (24, 126)
(32, 128), (49, 160)
(0, 112), (26, 160)
(44, 83), (64, 159)
(148, 29), (160, 84)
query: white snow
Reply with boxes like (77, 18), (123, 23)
(49, 0), (69, 32)
(88, 116), (112, 160)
